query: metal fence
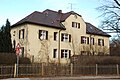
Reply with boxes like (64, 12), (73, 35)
(0, 63), (120, 78)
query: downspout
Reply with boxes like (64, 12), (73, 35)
(58, 29), (62, 64)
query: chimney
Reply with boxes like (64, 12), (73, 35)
(58, 10), (62, 13)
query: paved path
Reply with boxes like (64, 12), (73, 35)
(2, 76), (120, 80)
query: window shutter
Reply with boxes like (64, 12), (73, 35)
(78, 23), (80, 29)
(39, 30), (42, 39)
(98, 39), (100, 45)
(54, 32), (57, 40)
(61, 50), (64, 58)
(87, 37), (89, 44)
(69, 50), (71, 58)
(81, 36), (84, 44)
(61, 33), (64, 41)
(22, 29), (25, 39)
(19, 30), (21, 39)
(93, 38), (94, 45)
(69, 34), (71, 42)
(53, 49), (57, 58)
(102, 39), (104, 46)
(72, 22), (74, 27)
(46, 31), (48, 40)
(13, 40), (16, 50)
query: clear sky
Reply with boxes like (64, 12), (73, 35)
(0, 0), (103, 27)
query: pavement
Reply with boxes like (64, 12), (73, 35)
(2, 76), (120, 80)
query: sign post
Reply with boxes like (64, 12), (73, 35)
(16, 43), (21, 77)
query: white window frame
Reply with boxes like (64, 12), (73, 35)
(61, 49), (71, 58)
(72, 22), (80, 28)
(98, 39), (104, 46)
(39, 30), (48, 40)
(63, 34), (68, 42)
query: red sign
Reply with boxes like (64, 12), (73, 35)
(16, 43), (21, 56)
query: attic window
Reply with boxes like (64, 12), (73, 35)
(72, 22), (80, 29)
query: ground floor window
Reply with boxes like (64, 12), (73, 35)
(61, 49), (71, 58)
(53, 49), (57, 58)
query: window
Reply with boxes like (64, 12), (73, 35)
(90, 37), (94, 45)
(19, 29), (25, 39)
(72, 22), (80, 29)
(81, 36), (90, 44)
(81, 36), (87, 44)
(53, 49), (57, 58)
(61, 33), (71, 42)
(39, 30), (48, 40)
(61, 49), (71, 58)
(98, 39), (104, 46)
(54, 32), (58, 41)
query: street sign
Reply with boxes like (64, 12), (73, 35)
(15, 43), (21, 77)
(16, 43), (21, 56)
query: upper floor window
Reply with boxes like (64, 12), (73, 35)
(54, 32), (58, 41)
(39, 30), (48, 40)
(98, 39), (104, 46)
(19, 29), (25, 39)
(81, 36), (89, 44)
(61, 49), (71, 58)
(61, 33), (71, 42)
(72, 22), (80, 29)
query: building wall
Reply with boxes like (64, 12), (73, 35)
(11, 14), (110, 64)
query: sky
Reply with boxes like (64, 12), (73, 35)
(0, 0), (103, 28)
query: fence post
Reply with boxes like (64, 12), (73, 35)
(96, 64), (98, 76)
(41, 63), (44, 76)
(14, 63), (17, 77)
(117, 64), (119, 75)
(71, 63), (73, 76)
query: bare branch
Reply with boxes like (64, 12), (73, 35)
(114, 0), (120, 7)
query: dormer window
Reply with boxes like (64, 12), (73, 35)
(72, 22), (80, 29)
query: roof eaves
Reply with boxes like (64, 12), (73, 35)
(86, 32), (111, 37)
(12, 21), (66, 30)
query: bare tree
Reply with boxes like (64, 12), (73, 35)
(97, 0), (120, 35)
(38, 40), (52, 63)
(110, 38), (120, 56)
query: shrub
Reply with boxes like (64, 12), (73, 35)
(71, 55), (120, 66)
(0, 53), (31, 65)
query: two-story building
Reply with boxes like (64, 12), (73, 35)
(11, 9), (111, 63)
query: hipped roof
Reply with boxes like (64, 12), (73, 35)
(12, 9), (110, 37)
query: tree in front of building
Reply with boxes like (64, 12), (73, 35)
(0, 19), (13, 53)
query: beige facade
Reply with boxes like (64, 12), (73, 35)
(11, 9), (110, 63)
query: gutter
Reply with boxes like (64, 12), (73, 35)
(58, 29), (62, 64)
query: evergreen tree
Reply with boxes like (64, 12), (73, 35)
(0, 19), (13, 53)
